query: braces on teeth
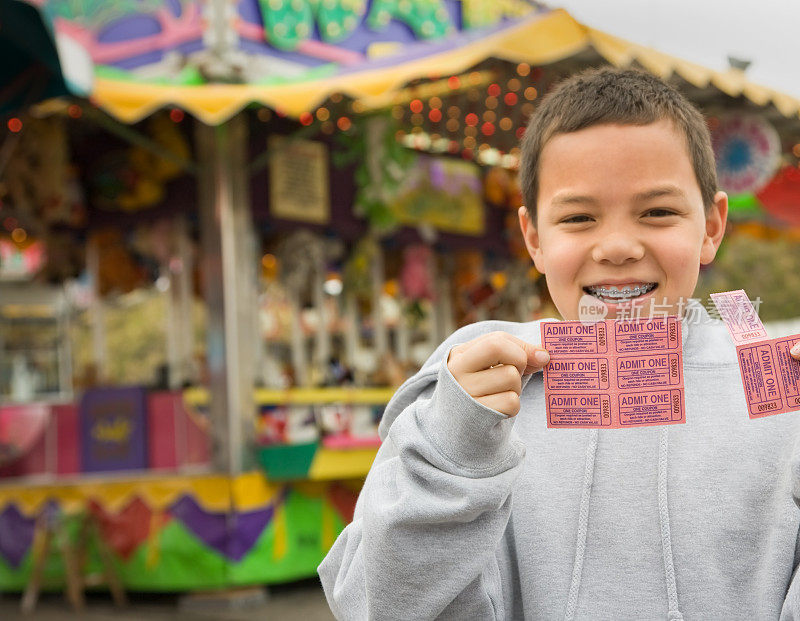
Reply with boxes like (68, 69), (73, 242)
(587, 284), (655, 299)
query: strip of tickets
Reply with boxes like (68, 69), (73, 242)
(711, 290), (800, 419)
(541, 317), (685, 429)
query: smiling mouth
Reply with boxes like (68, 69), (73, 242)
(583, 283), (658, 303)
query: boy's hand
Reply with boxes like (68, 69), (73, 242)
(792, 342), (800, 361)
(447, 332), (550, 417)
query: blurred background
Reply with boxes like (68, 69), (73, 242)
(1, 0), (800, 617)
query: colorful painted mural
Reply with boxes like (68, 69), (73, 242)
(32, 0), (540, 84)
(0, 472), (360, 590)
(17, 0), (580, 122)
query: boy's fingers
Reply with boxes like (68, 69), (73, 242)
(492, 332), (549, 372)
(476, 391), (521, 417)
(525, 349), (550, 374)
(450, 332), (549, 376)
(450, 333), (528, 376)
(465, 365), (523, 398)
(791, 341), (800, 360)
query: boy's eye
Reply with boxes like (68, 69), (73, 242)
(643, 208), (678, 217)
(560, 215), (593, 224)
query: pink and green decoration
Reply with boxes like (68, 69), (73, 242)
(726, 166), (800, 227)
(0, 472), (359, 590)
(727, 192), (765, 220)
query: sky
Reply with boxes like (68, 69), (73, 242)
(549, 0), (800, 98)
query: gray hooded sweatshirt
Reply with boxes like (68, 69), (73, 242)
(319, 306), (800, 619)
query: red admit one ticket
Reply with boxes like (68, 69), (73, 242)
(735, 336), (800, 418)
(541, 317), (685, 429)
(711, 290), (800, 419)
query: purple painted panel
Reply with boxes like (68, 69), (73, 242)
(169, 492), (283, 562)
(226, 506), (275, 562)
(169, 495), (229, 558)
(0, 504), (35, 568)
(79, 386), (148, 473)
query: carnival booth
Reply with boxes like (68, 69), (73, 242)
(3, 0), (800, 599)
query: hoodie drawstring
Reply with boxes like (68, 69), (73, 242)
(658, 426), (683, 620)
(564, 429), (599, 621)
(564, 427), (683, 621)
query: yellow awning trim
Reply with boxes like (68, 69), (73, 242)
(89, 9), (800, 125)
(585, 28), (800, 117)
(0, 471), (285, 515)
(184, 386), (395, 406)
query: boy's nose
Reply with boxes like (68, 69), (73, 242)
(591, 233), (645, 265)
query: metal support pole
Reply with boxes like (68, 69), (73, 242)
(165, 216), (195, 388)
(176, 215), (195, 385)
(426, 251), (439, 349)
(86, 239), (107, 381)
(195, 115), (256, 475)
(57, 290), (73, 400)
(343, 292), (358, 372)
(164, 262), (179, 389)
(313, 255), (330, 371)
(371, 242), (388, 356)
(437, 256), (454, 340)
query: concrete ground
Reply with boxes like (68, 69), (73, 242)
(0, 578), (335, 620)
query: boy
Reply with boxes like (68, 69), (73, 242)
(319, 67), (800, 619)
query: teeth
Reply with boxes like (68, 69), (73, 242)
(586, 283), (655, 300)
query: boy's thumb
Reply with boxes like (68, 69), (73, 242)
(523, 342), (550, 369)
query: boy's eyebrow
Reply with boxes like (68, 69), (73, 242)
(549, 193), (599, 208)
(633, 185), (688, 202)
(549, 185), (689, 208)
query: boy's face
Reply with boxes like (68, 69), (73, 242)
(519, 120), (728, 321)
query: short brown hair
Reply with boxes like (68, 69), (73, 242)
(519, 67), (717, 218)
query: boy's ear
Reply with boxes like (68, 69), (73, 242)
(700, 191), (728, 265)
(518, 206), (546, 274)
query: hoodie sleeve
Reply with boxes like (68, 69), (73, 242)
(779, 448), (800, 620)
(318, 325), (528, 620)
(779, 522), (800, 620)
(781, 562), (800, 620)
